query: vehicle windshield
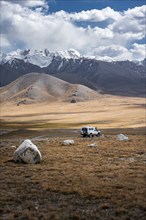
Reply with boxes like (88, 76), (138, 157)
(82, 128), (87, 132)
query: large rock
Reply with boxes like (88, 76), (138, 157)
(14, 139), (42, 164)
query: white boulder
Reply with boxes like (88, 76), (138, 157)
(117, 134), (128, 141)
(63, 140), (75, 145)
(13, 139), (42, 164)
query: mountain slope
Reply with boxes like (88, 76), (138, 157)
(0, 72), (100, 104)
(0, 49), (146, 97)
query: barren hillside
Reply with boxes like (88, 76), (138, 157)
(0, 72), (100, 104)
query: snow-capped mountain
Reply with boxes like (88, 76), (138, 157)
(0, 49), (146, 97)
(0, 49), (81, 68)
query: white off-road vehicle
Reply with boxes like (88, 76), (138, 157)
(80, 126), (101, 137)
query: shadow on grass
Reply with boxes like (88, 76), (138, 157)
(0, 118), (115, 130)
(3, 110), (102, 118)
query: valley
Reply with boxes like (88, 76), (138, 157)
(1, 95), (145, 135)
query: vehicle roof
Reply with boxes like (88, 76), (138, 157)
(82, 126), (96, 129)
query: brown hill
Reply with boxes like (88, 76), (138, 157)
(0, 72), (100, 104)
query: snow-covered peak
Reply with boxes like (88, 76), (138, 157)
(21, 49), (54, 67)
(1, 49), (145, 68)
(55, 48), (81, 58)
(0, 49), (23, 64)
(95, 56), (115, 62)
(84, 54), (115, 62)
(55, 49), (81, 59)
(0, 49), (81, 67)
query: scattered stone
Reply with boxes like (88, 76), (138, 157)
(17, 99), (27, 106)
(63, 140), (75, 145)
(70, 99), (76, 103)
(88, 143), (97, 147)
(13, 139), (42, 164)
(10, 145), (16, 148)
(136, 151), (145, 155)
(117, 134), (128, 141)
(31, 136), (49, 141)
(128, 158), (135, 162)
(100, 134), (105, 138)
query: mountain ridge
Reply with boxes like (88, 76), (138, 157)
(0, 49), (146, 97)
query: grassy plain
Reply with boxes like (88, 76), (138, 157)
(1, 95), (146, 132)
(0, 95), (146, 219)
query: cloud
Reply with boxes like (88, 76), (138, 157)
(130, 43), (146, 60)
(3, 0), (48, 8)
(3, 0), (49, 12)
(0, 1), (145, 60)
(55, 7), (121, 22)
(90, 45), (132, 61)
(1, 34), (11, 48)
(0, 1), (87, 51)
(109, 6), (146, 34)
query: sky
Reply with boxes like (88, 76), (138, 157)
(0, 0), (146, 60)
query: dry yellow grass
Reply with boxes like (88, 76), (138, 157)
(0, 135), (146, 219)
(0, 95), (146, 219)
(1, 95), (146, 131)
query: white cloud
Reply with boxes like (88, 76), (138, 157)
(0, 34), (11, 48)
(55, 7), (121, 22)
(110, 5), (146, 34)
(91, 45), (132, 61)
(0, 1), (88, 52)
(3, 0), (48, 8)
(0, 1), (145, 60)
(130, 43), (146, 60)
(3, 0), (49, 13)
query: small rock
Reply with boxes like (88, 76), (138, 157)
(117, 134), (128, 141)
(88, 143), (97, 147)
(10, 145), (16, 148)
(63, 140), (75, 145)
(100, 134), (105, 138)
(70, 99), (76, 103)
(129, 158), (135, 162)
